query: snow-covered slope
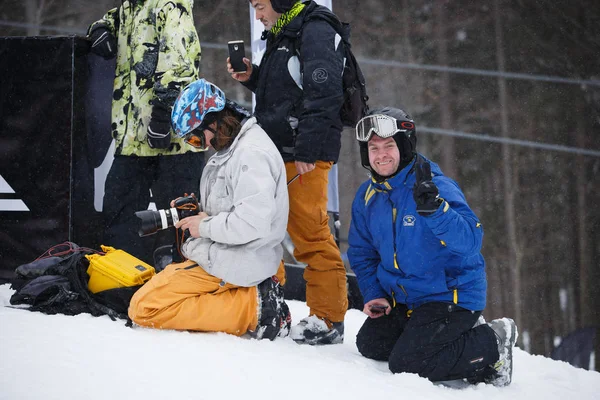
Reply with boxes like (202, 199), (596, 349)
(1, 284), (598, 400)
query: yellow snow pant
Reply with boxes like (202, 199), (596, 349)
(285, 161), (348, 323)
(128, 260), (286, 336)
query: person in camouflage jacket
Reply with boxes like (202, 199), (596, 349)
(88, 0), (205, 263)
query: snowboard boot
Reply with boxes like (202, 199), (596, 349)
(290, 315), (344, 345)
(486, 318), (518, 387)
(252, 276), (291, 341)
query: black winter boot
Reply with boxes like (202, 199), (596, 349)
(252, 276), (291, 341)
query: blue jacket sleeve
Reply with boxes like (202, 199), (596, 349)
(295, 20), (344, 163)
(347, 192), (388, 304)
(422, 176), (484, 256)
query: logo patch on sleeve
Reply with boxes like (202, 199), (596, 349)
(312, 68), (328, 83)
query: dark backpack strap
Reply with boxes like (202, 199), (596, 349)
(9, 275), (73, 306)
(301, 6), (351, 46)
(68, 253), (128, 320)
(293, 7), (348, 78)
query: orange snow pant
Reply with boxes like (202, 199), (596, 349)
(128, 260), (286, 336)
(285, 161), (348, 323)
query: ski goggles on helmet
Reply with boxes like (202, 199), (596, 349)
(183, 113), (219, 149)
(184, 130), (206, 149)
(355, 114), (414, 142)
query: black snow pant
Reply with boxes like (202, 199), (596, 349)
(356, 302), (499, 382)
(102, 152), (205, 265)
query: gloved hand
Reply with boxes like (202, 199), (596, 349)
(147, 104), (172, 149)
(89, 26), (117, 60)
(413, 159), (443, 216)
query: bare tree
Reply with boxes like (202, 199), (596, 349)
(494, 0), (522, 329)
(433, 0), (456, 179)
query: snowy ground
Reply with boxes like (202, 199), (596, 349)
(1, 283), (599, 400)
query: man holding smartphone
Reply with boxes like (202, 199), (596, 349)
(227, 0), (348, 345)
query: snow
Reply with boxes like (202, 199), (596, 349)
(1, 283), (599, 400)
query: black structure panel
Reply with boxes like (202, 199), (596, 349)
(0, 36), (107, 281)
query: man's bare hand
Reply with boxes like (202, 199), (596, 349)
(363, 299), (391, 319)
(295, 161), (315, 175)
(227, 57), (253, 82)
(175, 212), (208, 238)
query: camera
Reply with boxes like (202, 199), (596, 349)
(135, 194), (199, 237)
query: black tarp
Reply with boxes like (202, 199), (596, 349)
(0, 36), (110, 282)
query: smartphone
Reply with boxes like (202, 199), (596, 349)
(228, 40), (247, 73)
(369, 304), (388, 313)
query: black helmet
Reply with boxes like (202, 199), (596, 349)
(225, 98), (252, 121)
(357, 107), (417, 176)
(271, 0), (299, 13)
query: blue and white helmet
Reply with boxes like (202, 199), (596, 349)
(171, 79), (226, 138)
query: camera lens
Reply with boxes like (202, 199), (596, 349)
(135, 210), (161, 237)
(134, 196), (197, 237)
(135, 208), (180, 237)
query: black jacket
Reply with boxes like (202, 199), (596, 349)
(242, 1), (345, 163)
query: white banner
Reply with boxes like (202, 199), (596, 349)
(249, 0), (339, 214)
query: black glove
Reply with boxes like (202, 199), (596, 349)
(147, 104), (172, 149)
(413, 159), (443, 216)
(89, 26), (117, 59)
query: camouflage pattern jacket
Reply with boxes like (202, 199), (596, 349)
(90, 0), (202, 156)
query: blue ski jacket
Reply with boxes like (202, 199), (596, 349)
(348, 155), (487, 311)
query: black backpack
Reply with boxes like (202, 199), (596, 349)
(299, 7), (369, 127)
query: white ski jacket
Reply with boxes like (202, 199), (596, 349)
(182, 118), (289, 286)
